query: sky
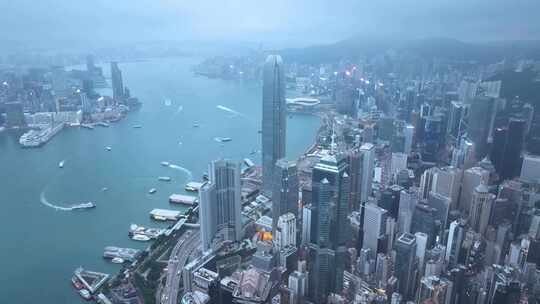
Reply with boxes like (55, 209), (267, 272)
(0, 0), (539, 49)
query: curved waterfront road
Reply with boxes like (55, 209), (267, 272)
(160, 230), (201, 304)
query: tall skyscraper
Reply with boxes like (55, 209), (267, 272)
(200, 159), (242, 251)
(491, 118), (526, 180)
(431, 166), (462, 210)
(262, 55), (286, 195)
(469, 184), (495, 235)
(460, 166), (489, 213)
(275, 213), (297, 249)
(397, 187), (419, 234)
(394, 233), (417, 300)
(110, 61), (124, 102)
(362, 202), (388, 255)
(272, 159), (298, 234)
(359, 143), (375, 203)
(445, 219), (466, 268)
(467, 96), (496, 159)
(309, 154), (350, 303)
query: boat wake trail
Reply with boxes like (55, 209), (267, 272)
(40, 189), (73, 211)
(217, 105), (243, 117)
(174, 105), (184, 115)
(168, 164), (193, 181)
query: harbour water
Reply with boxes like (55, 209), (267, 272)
(0, 57), (320, 303)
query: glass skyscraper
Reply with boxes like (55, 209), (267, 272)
(262, 55), (286, 195)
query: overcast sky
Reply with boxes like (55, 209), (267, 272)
(0, 0), (538, 48)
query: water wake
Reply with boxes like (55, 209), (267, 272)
(40, 189), (73, 211)
(168, 164), (193, 181)
(217, 105), (243, 117)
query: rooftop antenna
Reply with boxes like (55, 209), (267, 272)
(330, 119), (336, 154)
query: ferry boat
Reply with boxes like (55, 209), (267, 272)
(79, 289), (92, 301)
(158, 176), (172, 182)
(59, 160), (65, 168)
(160, 161), (170, 167)
(71, 202), (96, 210)
(132, 234), (151, 242)
(148, 188), (157, 194)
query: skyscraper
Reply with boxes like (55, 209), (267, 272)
(467, 96), (495, 159)
(200, 159), (242, 251)
(110, 61), (124, 102)
(359, 143), (375, 203)
(460, 166), (489, 213)
(309, 154), (350, 303)
(262, 55), (286, 195)
(469, 184), (495, 235)
(272, 159), (298, 234)
(362, 202), (388, 255)
(394, 233), (417, 300)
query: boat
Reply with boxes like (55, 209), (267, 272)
(71, 276), (84, 290)
(193, 123), (200, 128)
(132, 125), (142, 129)
(79, 289), (92, 301)
(111, 257), (125, 264)
(158, 176), (172, 182)
(160, 161), (170, 167)
(132, 234), (151, 242)
(101, 187), (108, 192)
(148, 188), (157, 194)
(59, 160), (65, 168)
(214, 137), (232, 143)
(105, 146), (112, 151)
(164, 98), (172, 106)
(185, 182), (204, 192)
(71, 202), (96, 210)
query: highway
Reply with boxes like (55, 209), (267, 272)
(160, 229), (201, 304)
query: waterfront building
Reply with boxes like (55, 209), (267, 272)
(5, 101), (26, 128)
(262, 55), (286, 195)
(200, 159), (242, 251)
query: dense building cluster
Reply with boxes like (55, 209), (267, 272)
(189, 54), (540, 304)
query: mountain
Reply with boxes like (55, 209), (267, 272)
(280, 35), (540, 64)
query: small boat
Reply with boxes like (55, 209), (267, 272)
(105, 146), (112, 151)
(158, 176), (172, 182)
(148, 188), (157, 194)
(111, 257), (125, 264)
(71, 202), (96, 210)
(132, 234), (151, 242)
(214, 137), (232, 143)
(132, 125), (142, 129)
(71, 276), (84, 290)
(160, 161), (170, 167)
(79, 289), (92, 301)
(164, 98), (172, 106)
(193, 123), (200, 128)
(59, 160), (65, 168)
(101, 187), (109, 192)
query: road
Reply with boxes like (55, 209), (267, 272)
(160, 230), (201, 304)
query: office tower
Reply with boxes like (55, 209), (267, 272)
(467, 96), (495, 159)
(302, 205), (312, 246)
(397, 187), (418, 234)
(375, 253), (392, 288)
(362, 202), (388, 255)
(275, 213), (296, 249)
(432, 166), (462, 210)
(445, 220), (465, 268)
(110, 62), (124, 102)
(4, 102), (26, 128)
(460, 166), (489, 213)
(411, 204), (438, 248)
(452, 136), (475, 169)
(309, 154), (350, 303)
(346, 148), (363, 211)
(447, 101), (468, 139)
(390, 153), (408, 180)
(380, 185), (402, 220)
(391, 293), (402, 304)
(415, 232), (428, 276)
(469, 184), (495, 235)
(359, 143), (375, 203)
(262, 55), (286, 195)
(458, 79), (478, 104)
(419, 168), (436, 200)
(86, 54), (95, 72)
(394, 233), (417, 300)
(421, 115), (444, 162)
(417, 276), (452, 304)
(521, 154), (540, 182)
(427, 192), (451, 229)
(288, 271), (307, 300)
(272, 159), (299, 234)
(51, 66), (68, 96)
(404, 124), (414, 155)
(491, 118), (526, 180)
(200, 159), (242, 251)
